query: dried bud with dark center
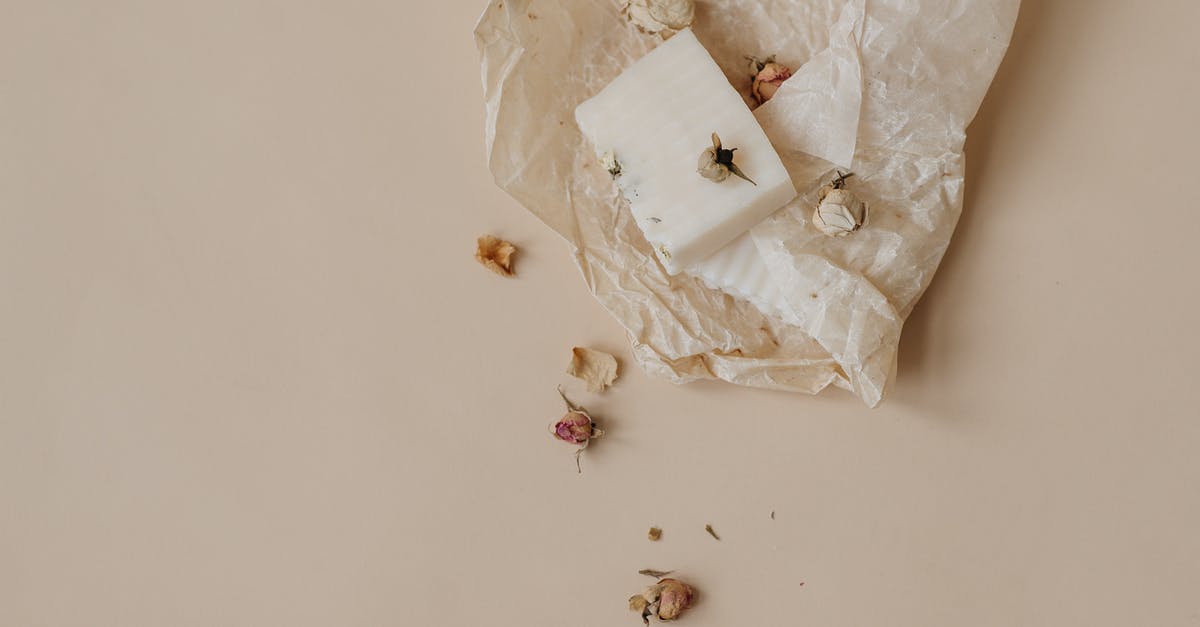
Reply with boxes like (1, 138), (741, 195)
(549, 387), (605, 473)
(697, 132), (755, 185)
(629, 577), (695, 624)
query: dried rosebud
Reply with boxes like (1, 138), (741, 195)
(629, 578), (695, 624)
(622, 0), (695, 37)
(752, 61), (792, 105)
(655, 579), (694, 621)
(549, 387), (604, 473)
(553, 411), (595, 444)
(812, 172), (868, 237)
(697, 133), (755, 185)
(696, 146), (729, 183)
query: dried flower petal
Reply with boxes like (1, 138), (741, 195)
(639, 569), (673, 578)
(648, 527), (662, 541)
(474, 235), (517, 277)
(566, 347), (619, 393)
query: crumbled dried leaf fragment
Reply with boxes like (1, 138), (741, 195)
(474, 235), (517, 277)
(566, 347), (619, 393)
(648, 527), (662, 541)
(705, 524), (720, 540)
(639, 569), (673, 578)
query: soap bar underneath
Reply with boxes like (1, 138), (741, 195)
(686, 233), (799, 325)
(575, 29), (797, 274)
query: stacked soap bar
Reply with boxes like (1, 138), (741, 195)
(575, 29), (797, 276)
(687, 233), (799, 325)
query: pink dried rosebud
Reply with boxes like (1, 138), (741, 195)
(748, 55), (793, 106)
(752, 63), (792, 104)
(549, 387), (605, 473)
(553, 411), (595, 444)
(629, 577), (695, 625)
(655, 579), (694, 621)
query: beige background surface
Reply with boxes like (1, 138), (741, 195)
(2, 1), (1199, 625)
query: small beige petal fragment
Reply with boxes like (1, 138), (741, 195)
(474, 235), (517, 277)
(566, 347), (619, 393)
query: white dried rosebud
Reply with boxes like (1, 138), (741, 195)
(696, 146), (729, 183)
(813, 187), (868, 237)
(697, 133), (755, 185)
(622, 0), (695, 37)
(812, 173), (868, 237)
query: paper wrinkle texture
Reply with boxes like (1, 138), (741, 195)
(475, 0), (1018, 407)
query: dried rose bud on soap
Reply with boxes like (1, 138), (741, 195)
(697, 133), (755, 185)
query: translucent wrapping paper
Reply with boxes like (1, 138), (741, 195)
(474, 0), (1019, 406)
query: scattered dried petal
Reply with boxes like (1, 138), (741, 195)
(566, 347), (619, 393)
(639, 568), (673, 578)
(648, 527), (662, 541)
(474, 235), (517, 277)
(704, 524), (720, 540)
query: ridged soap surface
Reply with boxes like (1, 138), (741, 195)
(687, 233), (799, 324)
(575, 29), (796, 275)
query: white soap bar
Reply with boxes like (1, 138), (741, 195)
(687, 233), (799, 324)
(575, 29), (796, 275)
